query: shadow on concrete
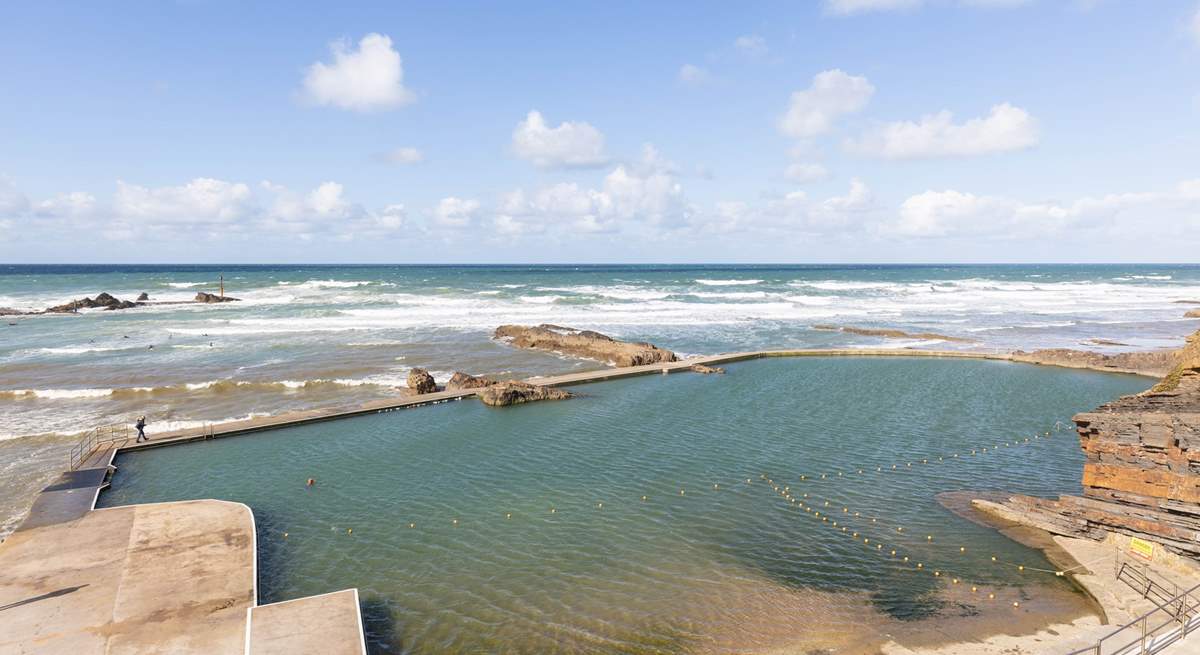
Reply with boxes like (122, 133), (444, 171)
(0, 584), (89, 612)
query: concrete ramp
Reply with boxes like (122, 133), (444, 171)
(246, 588), (366, 655)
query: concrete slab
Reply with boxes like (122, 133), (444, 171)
(0, 499), (256, 655)
(247, 588), (366, 655)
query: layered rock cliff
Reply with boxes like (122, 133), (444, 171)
(494, 324), (677, 367)
(984, 331), (1200, 558)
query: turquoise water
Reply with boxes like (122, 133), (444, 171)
(99, 357), (1149, 654)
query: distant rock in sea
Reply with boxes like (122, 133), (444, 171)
(44, 292), (141, 313)
(194, 292), (239, 303)
(811, 324), (974, 343)
(478, 380), (572, 407)
(136, 292), (150, 301)
(1186, 309), (1200, 318)
(494, 324), (677, 367)
(407, 368), (437, 395)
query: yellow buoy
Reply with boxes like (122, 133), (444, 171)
(347, 528), (353, 534)
(506, 513), (512, 519)
(408, 523), (415, 528)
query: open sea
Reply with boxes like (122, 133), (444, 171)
(1, 263), (1196, 544)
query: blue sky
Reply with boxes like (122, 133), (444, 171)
(1, 0), (1198, 263)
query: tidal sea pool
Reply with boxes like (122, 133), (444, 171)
(98, 357), (1150, 654)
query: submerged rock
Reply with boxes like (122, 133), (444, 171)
(478, 380), (572, 407)
(494, 324), (677, 367)
(194, 292), (239, 303)
(690, 364), (725, 374)
(446, 371), (496, 391)
(811, 324), (974, 343)
(407, 368), (437, 394)
(136, 292), (150, 301)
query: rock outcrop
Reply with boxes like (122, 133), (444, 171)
(136, 292), (150, 301)
(812, 324), (974, 343)
(494, 324), (677, 367)
(0, 307), (28, 316)
(478, 381), (572, 407)
(690, 364), (725, 374)
(194, 292), (240, 303)
(984, 330), (1200, 558)
(43, 292), (141, 313)
(1186, 309), (1200, 319)
(406, 368), (437, 395)
(446, 372), (496, 391)
(1010, 347), (1180, 378)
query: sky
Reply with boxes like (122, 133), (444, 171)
(1, 0), (1199, 263)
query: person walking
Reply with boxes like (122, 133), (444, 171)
(135, 416), (148, 442)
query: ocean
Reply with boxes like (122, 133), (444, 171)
(2, 263), (1197, 536)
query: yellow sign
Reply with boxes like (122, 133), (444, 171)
(1130, 537), (1155, 559)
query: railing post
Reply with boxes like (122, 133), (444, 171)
(1140, 616), (1147, 653)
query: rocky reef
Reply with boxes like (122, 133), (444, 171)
(44, 292), (141, 313)
(494, 324), (677, 367)
(406, 368), (437, 395)
(194, 292), (240, 303)
(478, 380), (573, 407)
(446, 372), (496, 391)
(1010, 347), (1180, 378)
(981, 330), (1200, 558)
(812, 324), (974, 343)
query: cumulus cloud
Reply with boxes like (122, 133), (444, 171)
(784, 162), (830, 184)
(779, 70), (874, 139)
(35, 192), (98, 218)
(678, 64), (710, 85)
(885, 180), (1200, 239)
(512, 110), (608, 169)
(115, 178), (255, 223)
(848, 103), (1038, 159)
(378, 147), (424, 164)
(301, 33), (415, 112)
(734, 34), (768, 56)
(433, 197), (481, 228)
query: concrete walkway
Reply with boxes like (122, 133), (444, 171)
(247, 589), (366, 655)
(0, 500), (256, 654)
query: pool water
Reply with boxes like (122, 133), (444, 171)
(99, 357), (1149, 654)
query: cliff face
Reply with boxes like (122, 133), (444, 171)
(992, 331), (1200, 558)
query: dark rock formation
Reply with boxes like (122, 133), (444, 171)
(446, 372), (496, 391)
(1010, 347), (1180, 378)
(43, 292), (141, 313)
(812, 324), (974, 343)
(136, 292), (150, 301)
(406, 368), (437, 395)
(478, 381), (572, 407)
(690, 364), (725, 374)
(984, 330), (1200, 558)
(0, 307), (28, 316)
(494, 324), (677, 367)
(194, 292), (240, 303)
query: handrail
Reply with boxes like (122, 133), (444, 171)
(1066, 578), (1200, 655)
(67, 423), (130, 470)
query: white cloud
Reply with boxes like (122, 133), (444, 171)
(434, 197), (481, 228)
(375, 204), (407, 230)
(678, 64), (710, 85)
(779, 69), (874, 139)
(512, 110), (608, 169)
(848, 103), (1038, 158)
(886, 180), (1200, 239)
(35, 191), (98, 218)
(301, 33), (415, 112)
(380, 147), (424, 164)
(115, 178), (255, 223)
(734, 34), (768, 56)
(784, 162), (830, 184)
(0, 176), (30, 216)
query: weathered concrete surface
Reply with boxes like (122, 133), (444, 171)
(0, 500), (255, 654)
(247, 589), (366, 655)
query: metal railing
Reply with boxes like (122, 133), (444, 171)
(1067, 566), (1200, 655)
(68, 424), (130, 470)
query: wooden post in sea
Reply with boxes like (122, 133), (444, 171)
(219, 274), (224, 299)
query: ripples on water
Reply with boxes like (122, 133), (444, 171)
(99, 357), (1150, 654)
